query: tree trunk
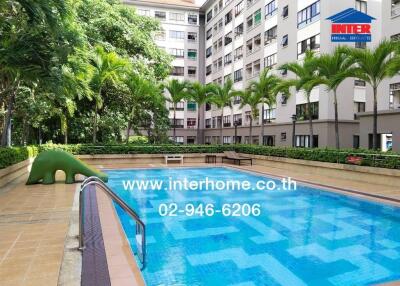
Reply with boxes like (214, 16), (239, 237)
(1, 88), (16, 147)
(173, 104), (176, 143)
(307, 95), (314, 148)
(126, 120), (132, 144)
(249, 117), (253, 145)
(220, 109), (223, 145)
(260, 104), (264, 145)
(333, 89), (340, 149)
(64, 118), (68, 145)
(197, 104), (201, 144)
(93, 103), (98, 144)
(373, 86), (378, 150)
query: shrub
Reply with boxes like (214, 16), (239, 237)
(0, 146), (38, 169)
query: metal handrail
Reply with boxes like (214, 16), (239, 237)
(79, 176), (146, 269)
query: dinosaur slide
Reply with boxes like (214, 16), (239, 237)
(26, 150), (108, 185)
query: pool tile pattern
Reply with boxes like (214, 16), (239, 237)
(108, 167), (400, 286)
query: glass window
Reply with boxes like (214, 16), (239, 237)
(234, 69), (243, 82)
(254, 9), (262, 24)
(170, 30), (185, 39)
(225, 10), (233, 24)
(297, 1), (320, 28)
(169, 48), (184, 58)
(282, 5), (289, 18)
(235, 1), (244, 16)
(355, 0), (367, 13)
(264, 53), (277, 68)
(206, 28), (212, 40)
(187, 102), (197, 111)
(296, 102), (319, 120)
(206, 10), (213, 22)
(188, 67), (196, 77)
(206, 65), (212, 76)
(282, 34), (288, 47)
(138, 9), (150, 16)
(170, 12), (184, 21)
(155, 11), (166, 20)
(188, 13), (198, 24)
(206, 46), (212, 58)
(188, 32), (197, 42)
(224, 32), (232, 46)
(297, 34), (320, 58)
(234, 46), (243, 61)
(234, 23), (244, 38)
(224, 53), (232, 65)
(188, 49), (197, 59)
(264, 26), (277, 45)
(265, 0), (277, 16)
(171, 66), (184, 76)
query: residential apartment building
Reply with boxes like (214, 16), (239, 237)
(126, 0), (400, 151)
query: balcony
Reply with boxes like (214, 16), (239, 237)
(224, 122), (232, 127)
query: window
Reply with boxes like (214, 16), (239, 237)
(218, 57), (223, 70)
(234, 46), (243, 61)
(188, 13), (197, 24)
(353, 135), (360, 149)
(234, 96), (241, 104)
(223, 115), (231, 127)
(187, 118), (196, 127)
(188, 66), (197, 77)
(206, 10), (213, 22)
(247, 15), (253, 30)
(281, 94), (288, 105)
(188, 32), (197, 42)
(355, 42), (367, 49)
(297, 1), (320, 28)
(218, 18), (223, 30)
(234, 69), (243, 82)
(155, 11), (166, 20)
(246, 39), (253, 54)
(206, 28), (212, 40)
(225, 10), (233, 24)
(245, 63), (253, 78)
(170, 119), (184, 128)
(354, 80), (366, 87)
(282, 5), (289, 18)
(391, 33), (400, 41)
(175, 136), (184, 144)
(355, 101), (366, 113)
(206, 47), (212, 58)
(169, 48), (184, 58)
(187, 136), (196, 144)
(205, 119), (211, 128)
(171, 66), (184, 76)
(297, 34), (320, 58)
(281, 132), (287, 142)
(263, 108), (276, 122)
(254, 34), (261, 50)
(389, 83), (400, 109)
(154, 30), (166, 41)
(233, 114), (242, 125)
(254, 9), (262, 25)
(355, 0), (367, 13)
(205, 136), (211, 143)
(296, 102), (319, 120)
(224, 32), (232, 46)
(218, 37), (223, 50)
(138, 9), (150, 16)
(245, 111), (251, 123)
(205, 102), (211, 111)
(264, 53), (277, 68)
(253, 60), (261, 76)
(235, 1), (244, 16)
(170, 12), (184, 21)
(235, 23), (244, 38)
(281, 34), (288, 47)
(296, 135), (318, 148)
(170, 30), (185, 39)
(223, 136), (232, 144)
(188, 49), (197, 60)
(224, 53), (232, 65)
(265, 0), (277, 17)
(206, 65), (212, 76)
(168, 101), (185, 110)
(264, 26), (277, 45)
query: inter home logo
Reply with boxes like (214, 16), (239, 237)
(326, 8), (376, 42)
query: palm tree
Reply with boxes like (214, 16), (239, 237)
(236, 88), (262, 144)
(248, 68), (281, 145)
(280, 51), (323, 148)
(209, 79), (235, 144)
(187, 81), (214, 144)
(164, 79), (189, 143)
(345, 40), (400, 149)
(314, 46), (356, 149)
(89, 46), (127, 143)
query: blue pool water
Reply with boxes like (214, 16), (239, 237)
(106, 167), (400, 286)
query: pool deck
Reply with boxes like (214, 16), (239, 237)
(0, 163), (399, 286)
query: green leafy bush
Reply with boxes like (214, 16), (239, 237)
(0, 146), (38, 169)
(2, 144), (400, 170)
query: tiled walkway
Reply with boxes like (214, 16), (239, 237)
(0, 174), (76, 286)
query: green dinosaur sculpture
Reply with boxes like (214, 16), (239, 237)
(26, 150), (108, 185)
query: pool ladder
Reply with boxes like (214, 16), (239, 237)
(79, 176), (146, 269)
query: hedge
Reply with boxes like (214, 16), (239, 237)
(1, 144), (400, 170)
(0, 146), (38, 169)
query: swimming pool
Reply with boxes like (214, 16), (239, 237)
(106, 167), (400, 286)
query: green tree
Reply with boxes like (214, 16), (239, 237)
(315, 46), (355, 149)
(345, 41), (400, 149)
(280, 51), (323, 148)
(88, 46), (128, 143)
(248, 68), (281, 145)
(236, 88), (262, 144)
(187, 82), (214, 144)
(164, 79), (189, 143)
(209, 79), (235, 144)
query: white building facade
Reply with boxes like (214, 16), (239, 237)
(126, 0), (400, 151)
